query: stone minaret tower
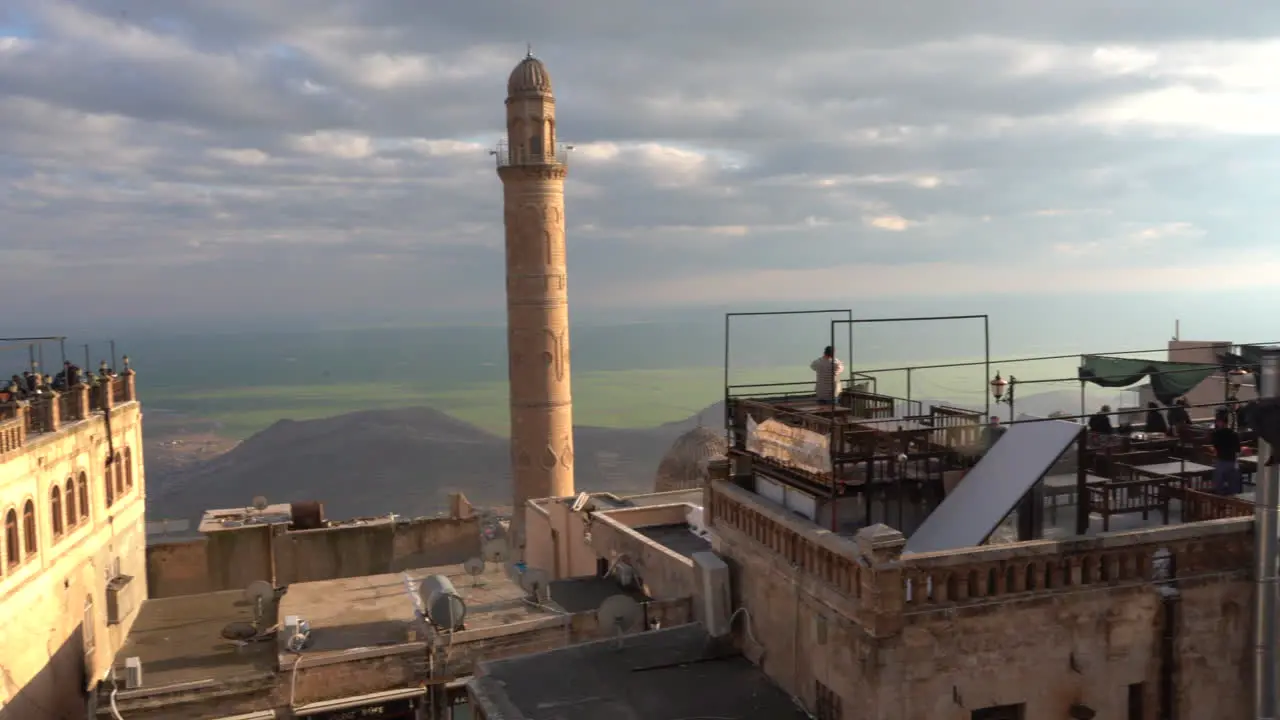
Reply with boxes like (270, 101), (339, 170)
(497, 51), (575, 549)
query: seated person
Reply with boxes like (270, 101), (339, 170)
(1088, 405), (1114, 435)
(1144, 401), (1169, 435)
(809, 346), (845, 405)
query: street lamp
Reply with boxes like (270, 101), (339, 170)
(1226, 367), (1250, 402)
(991, 371), (1016, 421)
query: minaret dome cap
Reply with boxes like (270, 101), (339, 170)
(508, 52), (553, 97)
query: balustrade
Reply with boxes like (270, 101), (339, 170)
(901, 519), (1251, 610)
(708, 482), (862, 600)
(0, 372), (137, 453)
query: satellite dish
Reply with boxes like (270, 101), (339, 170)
(520, 567), (551, 602)
(598, 594), (643, 646)
(482, 537), (509, 563)
(243, 580), (274, 625)
(251, 496), (269, 511)
(463, 557), (486, 587)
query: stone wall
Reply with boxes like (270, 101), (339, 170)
(707, 478), (1255, 720)
(586, 505), (698, 601)
(145, 514), (482, 598)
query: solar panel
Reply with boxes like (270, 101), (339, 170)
(903, 415), (1081, 554)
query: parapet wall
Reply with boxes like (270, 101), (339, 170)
(707, 478), (1257, 719)
(146, 514), (482, 598)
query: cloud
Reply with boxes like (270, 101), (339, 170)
(1, 0), (1279, 327)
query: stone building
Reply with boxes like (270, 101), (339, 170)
(0, 370), (146, 719)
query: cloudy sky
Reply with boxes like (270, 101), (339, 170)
(2, 1), (1280, 328)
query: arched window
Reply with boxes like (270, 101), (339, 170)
(113, 452), (124, 497)
(65, 478), (76, 528)
(3, 509), (17, 569)
(104, 466), (114, 507)
(51, 487), (63, 538)
(78, 472), (89, 520)
(21, 500), (36, 556)
(124, 447), (133, 489)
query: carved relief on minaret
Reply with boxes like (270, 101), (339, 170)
(543, 328), (567, 381)
(559, 435), (574, 469)
(541, 445), (559, 469)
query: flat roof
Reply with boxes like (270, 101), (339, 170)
(548, 577), (648, 614)
(472, 623), (810, 720)
(278, 562), (565, 659)
(116, 590), (277, 690)
(636, 523), (712, 559)
(198, 503), (294, 533)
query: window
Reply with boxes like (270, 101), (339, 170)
(21, 500), (36, 556)
(51, 487), (63, 538)
(83, 596), (95, 651)
(65, 478), (76, 528)
(124, 447), (133, 489)
(972, 704), (1025, 720)
(104, 465), (114, 507)
(815, 680), (843, 720)
(113, 452), (124, 497)
(78, 472), (89, 521)
(3, 509), (17, 568)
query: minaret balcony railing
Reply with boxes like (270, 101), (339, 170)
(494, 140), (570, 168)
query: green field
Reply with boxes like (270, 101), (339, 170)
(140, 353), (1109, 439)
(144, 366), (796, 438)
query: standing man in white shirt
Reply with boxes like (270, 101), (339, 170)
(810, 346), (845, 405)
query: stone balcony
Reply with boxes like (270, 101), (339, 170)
(0, 371), (138, 456)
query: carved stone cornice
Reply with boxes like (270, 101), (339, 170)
(498, 165), (567, 182)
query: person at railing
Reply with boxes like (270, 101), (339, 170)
(1144, 401), (1169, 435)
(1211, 409), (1242, 495)
(1088, 405), (1114, 435)
(809, 346), (844, 405)
(22, 370), (37, 393)
(981, 415), (1005, 452)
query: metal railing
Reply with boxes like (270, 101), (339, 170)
(493, 140), (570, 168)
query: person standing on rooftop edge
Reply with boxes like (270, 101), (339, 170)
(811, 346), (844, 405)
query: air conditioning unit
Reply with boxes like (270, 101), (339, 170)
(692, 551), (731, 637)
(114, 657), (142, 690)
(106, 575), (135, 626)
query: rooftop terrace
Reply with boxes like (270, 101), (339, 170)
(0, 373), (137, 456)
(470, 623), (811, 720)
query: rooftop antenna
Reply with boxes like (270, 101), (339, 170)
(463, 557), (487, 587)
(526, 42), (533, 58)
(251, 496), (268, 513)
(1174, 319), (1180, 341)
(598, 594), (643, 649)
(519, 567), (552, 602)
(243, 580), (275, 629)
(482, 537), (509, 564)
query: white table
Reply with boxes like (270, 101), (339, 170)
(1135, 461), (1213, 477)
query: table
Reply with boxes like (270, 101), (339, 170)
(1135, 461), (1215, 492)
(1042, 473), (1108, 524)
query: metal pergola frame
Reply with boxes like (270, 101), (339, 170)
(828, 314), (991, 421)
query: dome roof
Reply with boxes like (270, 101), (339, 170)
(653, 426), (728, 493)
(508, 54), (553, 97)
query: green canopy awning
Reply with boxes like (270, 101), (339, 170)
(1078, 355), (1219, 405)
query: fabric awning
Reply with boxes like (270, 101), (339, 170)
(1078, 355), (1219, 405)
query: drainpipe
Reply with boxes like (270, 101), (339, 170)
(1252, 348), (1280, 720)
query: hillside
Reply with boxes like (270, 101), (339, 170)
(146, 403), (724, 523)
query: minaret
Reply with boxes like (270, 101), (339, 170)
(497, 51), (575, 549)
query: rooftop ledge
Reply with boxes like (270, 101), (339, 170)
(0, 372), (138, 456)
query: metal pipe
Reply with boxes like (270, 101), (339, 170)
(1253, 348), (1280, 720)
(983, 315), (991, 421)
